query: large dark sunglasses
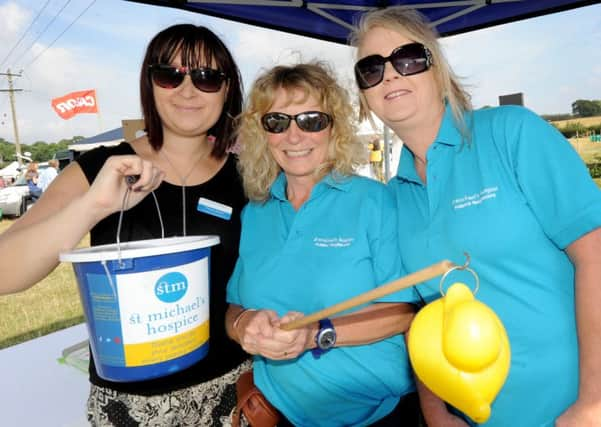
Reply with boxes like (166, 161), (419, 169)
(261, 111), (332, 134)
(355, 42), (433, 90)
(149, 64), (227, 93)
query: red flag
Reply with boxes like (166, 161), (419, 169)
(51, 89), (98, 120)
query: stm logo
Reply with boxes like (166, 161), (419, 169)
(154, 272), (188, 303)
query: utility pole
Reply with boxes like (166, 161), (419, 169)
(0, 69), (23, 166)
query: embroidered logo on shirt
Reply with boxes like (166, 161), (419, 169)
(452, 187), (498, 210)
(313, 237), (354, 248)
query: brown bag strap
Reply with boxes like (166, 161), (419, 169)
(233, 370), (280, 427)
(232, 371), (253, 427)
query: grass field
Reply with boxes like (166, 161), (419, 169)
(552, 115), (601, 129)
(0, 218), (86, 349)
(569, 138), (601, 164)
(555, 115), (601, 163)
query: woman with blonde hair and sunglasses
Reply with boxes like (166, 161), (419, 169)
(225, 61), (419, 426)
(351, 6), (601, 427)
(0, 24), (249, 426)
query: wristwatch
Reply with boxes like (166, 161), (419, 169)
(312, 318), (336, 359)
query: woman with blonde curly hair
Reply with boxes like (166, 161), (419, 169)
(225, 62), (419, 426)
(236, 62), (364, 201)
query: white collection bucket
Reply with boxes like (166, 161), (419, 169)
(60, 235), (219, 382)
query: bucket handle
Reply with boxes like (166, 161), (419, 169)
(101, 260), (118, 300)
(115, 175), (165, 265)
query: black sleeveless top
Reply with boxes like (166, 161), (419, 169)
(76, 142), (248, 395)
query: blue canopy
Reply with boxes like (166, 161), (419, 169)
(125, 0), (597, 44)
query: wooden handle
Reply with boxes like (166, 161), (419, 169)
(280, 260), (455, 331)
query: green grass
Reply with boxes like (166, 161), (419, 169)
(0, 218), (86, 349)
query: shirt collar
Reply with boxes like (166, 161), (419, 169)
(270, 171), (351, 201)
(395, 103), (464, 183)
(435, 103), (464, 147)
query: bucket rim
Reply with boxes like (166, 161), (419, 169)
(59, 235), (220, 263)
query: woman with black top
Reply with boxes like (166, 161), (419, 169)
(0, 24), (248, 426)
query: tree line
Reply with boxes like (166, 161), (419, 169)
(542, 100), (601, 121)
(539, 99), (601, 140)
(0, 136), (84, 169)
(571, 99), (601, 117)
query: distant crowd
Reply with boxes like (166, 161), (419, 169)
(0, 159), (59, 200)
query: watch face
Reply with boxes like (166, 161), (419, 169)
(318, 329), (336, 350)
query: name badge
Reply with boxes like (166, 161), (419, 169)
(197, 197), (232, 220)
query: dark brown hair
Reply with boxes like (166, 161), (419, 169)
(140, 24), (243, 157)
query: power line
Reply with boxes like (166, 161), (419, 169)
(10, 0), (73, 70)
(0, 0), (52, 70)
(26, 0), (98, 69)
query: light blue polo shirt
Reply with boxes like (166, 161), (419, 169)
(389, 104), (601, 427)
(227, 172), (415, 427)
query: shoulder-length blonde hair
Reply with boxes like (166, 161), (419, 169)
(349, 7), (472, 141)
(238, 61), (365, 201)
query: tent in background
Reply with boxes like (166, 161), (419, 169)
(68, 119), (145, 154)
(68, 127), (123, 153)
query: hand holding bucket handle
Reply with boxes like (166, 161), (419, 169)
(116, 172), (165, 263)
(86, 155), (164, 218)
(125, 174), (140, 187)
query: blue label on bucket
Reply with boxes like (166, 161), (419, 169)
(74, 248), (212, 382)
(86, 272), (126, 365)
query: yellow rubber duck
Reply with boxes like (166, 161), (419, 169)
(408, 282), (510, 423)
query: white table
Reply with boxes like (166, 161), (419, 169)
(0, 323), (90, 427)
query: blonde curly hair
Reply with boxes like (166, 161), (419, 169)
(237, 61), (366, 202)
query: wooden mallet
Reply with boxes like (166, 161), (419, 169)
(281, 260), (456, 331)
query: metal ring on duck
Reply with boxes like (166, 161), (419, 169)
(439, 252), (480, 296)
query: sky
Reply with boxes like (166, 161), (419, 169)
(0, 0), (600, 146)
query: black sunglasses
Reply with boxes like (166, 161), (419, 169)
(261, 111), (332, 134)
(355, 42), (433, 90)
(149, 64), (227, 93)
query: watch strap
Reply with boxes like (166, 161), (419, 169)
(312, 318), (335, 359)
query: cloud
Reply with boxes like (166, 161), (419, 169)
(0, 1), (152, 144)
(5, 38), (140, 144)
(0, 2), (30, 42)
(0, 2), (32, 73)
(233, 25), (356, 87)
(440, 5), (601, 114)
